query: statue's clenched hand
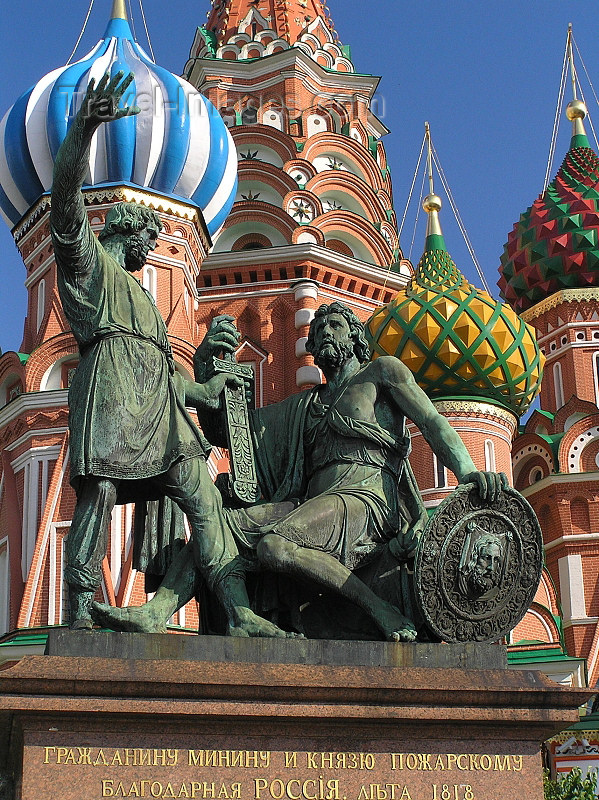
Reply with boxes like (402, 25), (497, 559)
(460, 471), (509, 504)
(80, 71), (140, 129)
(194, 315), (241, 370)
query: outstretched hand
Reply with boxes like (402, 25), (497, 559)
(80, 71), (140, 128)
(460, 471), (509, 504)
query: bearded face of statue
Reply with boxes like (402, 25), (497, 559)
(123, 225), (159, 272)
(312, 313), (356, 370)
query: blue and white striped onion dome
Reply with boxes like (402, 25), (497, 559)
(0, 13), (237, 237)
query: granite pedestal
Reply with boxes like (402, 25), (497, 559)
(0, 632), (590, 800)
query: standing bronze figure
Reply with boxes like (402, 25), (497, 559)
(51, 71), (297, 638)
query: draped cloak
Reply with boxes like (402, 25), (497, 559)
(228, 385), (428, 571)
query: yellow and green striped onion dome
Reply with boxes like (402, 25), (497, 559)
(366, 235), (544, 415)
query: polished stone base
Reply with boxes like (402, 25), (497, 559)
(0, 636), (591, 800)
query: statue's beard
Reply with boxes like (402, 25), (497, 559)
(124, 234), (149, 272)
(314, 339), (355, 369)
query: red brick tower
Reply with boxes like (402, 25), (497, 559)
(184, 0), (409, 404)
(499, 35), (599, 684)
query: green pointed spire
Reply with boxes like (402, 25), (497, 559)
(566, 24), (590, 149)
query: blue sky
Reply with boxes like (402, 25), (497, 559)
(1, 2), (599, 354)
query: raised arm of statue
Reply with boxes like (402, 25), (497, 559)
(50, 72), (139, 274)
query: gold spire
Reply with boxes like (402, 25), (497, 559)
(565, 23), (588, 138)
(423, 122), (443, 238)
(111, 0), (128, 20)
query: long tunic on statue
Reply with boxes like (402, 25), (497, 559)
(51, 216), (209, 497)
(233, 385), (423, 571)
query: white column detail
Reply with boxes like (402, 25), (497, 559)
(12, 446), (61, 581)
(295, 308), (315, 330)
(294, 282), (319, 303)
(295, 337), (308, 358)
(111, 505), (123, 594)
(296, 366), (322, 388)
(558, 554), (587, 622)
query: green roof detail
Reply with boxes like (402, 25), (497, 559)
(198, 26), (218, 58)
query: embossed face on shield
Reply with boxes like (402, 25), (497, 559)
(469, 540), (503, 594)
(457, 527), (506, 600)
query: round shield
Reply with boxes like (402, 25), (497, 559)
(414, 483), (543, 643)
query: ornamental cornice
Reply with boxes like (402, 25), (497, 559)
(14, 187), (209, 245)
(432, 399), (518, 425)
(521, 288), (599, 322)
(203, 243), (408, 290)
(190, 49), (380, 95)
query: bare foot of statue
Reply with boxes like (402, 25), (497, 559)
(228, 606), (303, 639)
(91, 601), (168, 633)
(376, 603), (418, 643)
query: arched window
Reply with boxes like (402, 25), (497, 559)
(143, 266), (157, 301)
(484, 439), (496, 472)
(36, 278), (46, 331)
(553, 361), (564, 409)
(433, 454), (447, 488)
(242, 105), (258, 125)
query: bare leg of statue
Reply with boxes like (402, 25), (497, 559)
(256, 533), (417, 642)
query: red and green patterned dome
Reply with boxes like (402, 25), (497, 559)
(367, 229), (544, 415)
(499, 127), (599, 313)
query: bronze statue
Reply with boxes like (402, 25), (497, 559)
(93, 303), (509, 640)
(51, 71), (298, 638)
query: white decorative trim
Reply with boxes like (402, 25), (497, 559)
(521, 288), (599, 322)
(23, 445), (68, 627)
(190, 48), (379, 96)
(568, 426), (599, 473)
(513, 443), (554, 467)
(4, 427), (68, 452)
(563, 617), (599, 628)
(123, 569), (138, 608)
(521, 471), (599, 496)
(409, 422), (514, 448)
(544, 533), (599, 551)
(0, 390), (69, 430)
(48, 521), (70, 626)
(523, 607), (554, 641)
(432, 399), (518, 425)
(294, 282), (319, 302)
(11, 444), (61, 473)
